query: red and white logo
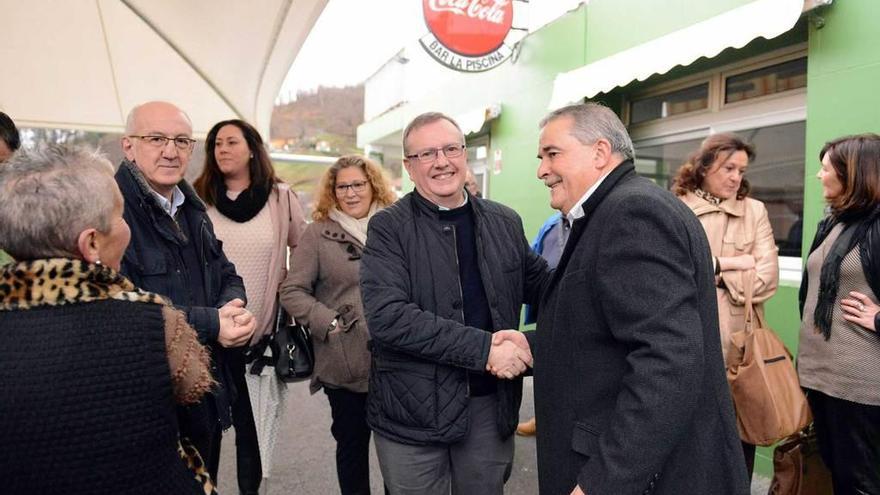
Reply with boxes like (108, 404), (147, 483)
(420, 0), (517, 72)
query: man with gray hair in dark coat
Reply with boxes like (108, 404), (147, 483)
(511, 102), (750, 494)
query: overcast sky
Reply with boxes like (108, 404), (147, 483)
(279, 1), (424, 101)
(278, 0), (585, 101)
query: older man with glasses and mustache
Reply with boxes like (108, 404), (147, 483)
(359, 111), (550, 495)
(115, 101), (256, 483)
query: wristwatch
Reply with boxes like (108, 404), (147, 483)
(328, 317), (338, 333)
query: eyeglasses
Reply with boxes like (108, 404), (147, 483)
(405, 144), (466, 164)
(335, 180), (369, 195)
(128, 135), (197, 151)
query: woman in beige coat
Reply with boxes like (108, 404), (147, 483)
(672, 133), (779, 480)
(280, 155), (396, 495)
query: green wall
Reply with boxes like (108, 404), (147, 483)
(584, 0), (754, 62)
(487, 7), (589, 237)
(803, 0), (880, 246)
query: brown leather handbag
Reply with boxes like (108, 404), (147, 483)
(768, 425), (833, 495)
(726, 272), (812, 446)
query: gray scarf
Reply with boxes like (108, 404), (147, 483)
(328, 202), (379, 246)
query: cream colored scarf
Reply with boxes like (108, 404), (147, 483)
(328, 202), (379, 246)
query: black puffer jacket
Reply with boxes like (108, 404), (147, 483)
(360, 190), (549, 445)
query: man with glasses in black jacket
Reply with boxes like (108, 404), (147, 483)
(360, 112), (549, 495)
(115, 101), (256, 484)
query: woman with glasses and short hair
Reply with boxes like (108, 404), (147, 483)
(280, 155), (396, 495)
(0, 145), (213, 494)
(193, 119), (307, 495)
(798, 134), (880, 494)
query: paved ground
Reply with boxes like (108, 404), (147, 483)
(218, 377), (771, 494)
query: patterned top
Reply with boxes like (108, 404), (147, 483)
(798, 223), (880, 405)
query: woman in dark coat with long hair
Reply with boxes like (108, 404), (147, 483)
(797, 133), (880, 494)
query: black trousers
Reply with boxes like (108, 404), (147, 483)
(324, 387), (376, 495)
(214, 349), (263, 495)
(741, 441), (756, 481)
(807, 388), (880, 495)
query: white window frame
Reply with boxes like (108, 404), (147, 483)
(627, 44), (808, 286)
(467, 133), (491, 199)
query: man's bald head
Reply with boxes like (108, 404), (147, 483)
(121, 101), (194, 199)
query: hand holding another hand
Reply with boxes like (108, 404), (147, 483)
(486, 330), (533, 379)
(218, 298), (256, 347)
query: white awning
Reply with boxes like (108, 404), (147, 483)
(455, 103), (503, 136)
(0, 0), (327, 137)
(549, 0), (804, 109)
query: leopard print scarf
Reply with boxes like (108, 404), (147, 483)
(0, 258), (166, 311)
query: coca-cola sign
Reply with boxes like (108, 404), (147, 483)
(420, 0), (517, 72)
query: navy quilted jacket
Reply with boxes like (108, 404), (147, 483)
(360, 190), (549, 445)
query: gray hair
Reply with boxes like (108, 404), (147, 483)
(0, 144), (118, 260)
(402, 112), (464, 155)
(540, 103), (635, 161)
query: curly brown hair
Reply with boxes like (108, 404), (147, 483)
(671, 133), (755, 200)
(820, 133), (880, 218)
(312, 155), (396, 221)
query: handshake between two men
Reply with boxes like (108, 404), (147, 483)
(486, 330), (533, 379)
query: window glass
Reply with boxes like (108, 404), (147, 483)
(741, 121), (805, 257)
(630, 83), (709, 125)
(725, 57), (807, 104)
(633, 138), (703, 188)
(467, 134), (490, 198)
(633, 121), (805, 256)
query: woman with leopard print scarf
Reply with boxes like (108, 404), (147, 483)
(0, 145), (216, 494)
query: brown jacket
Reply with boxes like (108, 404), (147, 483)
(161, 305), (213, 405)
(681, 191), (779, 365)
(279, 219), (370, 394)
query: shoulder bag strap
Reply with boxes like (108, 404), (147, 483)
(743, 269), (758, 330)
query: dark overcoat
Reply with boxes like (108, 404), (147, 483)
(531, 162), (749, 495)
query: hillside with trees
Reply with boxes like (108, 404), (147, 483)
(270, 85), (364, 156)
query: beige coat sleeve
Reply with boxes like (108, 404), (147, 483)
(286, 188), (308, 250)
(721, 201), (779, 305)
(279, 223), (337, 340)
(162, 305), (215, 405)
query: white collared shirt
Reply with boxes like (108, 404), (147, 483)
(151, 186), (185, 218)
(436, 192), (469, 211)
(565, 171), (612, 224)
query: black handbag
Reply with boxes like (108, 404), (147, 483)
(270, 306), (314, 382)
